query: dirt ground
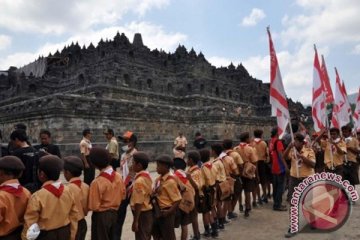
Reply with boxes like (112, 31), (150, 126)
(76, 163), (360, 240)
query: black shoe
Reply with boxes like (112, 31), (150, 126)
(202, 229), (211, 238)
(218, 223), (225, 230)
(211, 229), (219, 238)
(190, 235), (201, 240)
(224, 219), (231, 225)
(284, 229), (297, 238)
(258, 199), (263, 205)
(244, 209), (250, 218)
(273, 206), (287, 211)
(252, 201), (258, 208)
(239, 205), (244, 212)
(227, 212), (238, 219)
(262, 197), (268, 203)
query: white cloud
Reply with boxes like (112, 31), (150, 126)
(0, 0), (170, 34)
(352, 44), (360, 55)
(0, 35), (12, 50)
(241, 8), (266, 27)
(0, 21), (187, 69)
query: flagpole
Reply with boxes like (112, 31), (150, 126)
(326, 111), (335, 170)
(288, 120), (300, 178)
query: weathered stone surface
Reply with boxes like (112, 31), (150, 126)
(0, 32), (308, 156)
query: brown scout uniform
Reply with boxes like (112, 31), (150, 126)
(68, 177), (89, 240)
(130, 170), (153, 240)
(88, 167), (125, 240)
(324, 138), (347, 176)
(235, 143), (258, 193)
(152, 172), (182, 240)
(344, 137), (360, 185)
(200, 162), (216, 210)
(22, 181), (79, 240)
(0, 179), (31, 239)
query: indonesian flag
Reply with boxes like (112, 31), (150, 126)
(320, 55), (334, 104)
(331, 68), (350, 128)
(312, 47), (326, 132)
(267, 27), (290, 138)
(354, 88), (360, 131)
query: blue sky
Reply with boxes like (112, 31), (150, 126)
(0, 0), (359, 104)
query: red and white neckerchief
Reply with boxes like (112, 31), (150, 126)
(99, 167), (116, 182)
(174, 170), (188, 185)
(203, 162), (212, 170)
(253, 138), (262, 144)
(330, 138), (341, 153)
(219, 152), (227, 160)
(239, 142), (248, 148)
(43, 181), (64, 198)
(129, 171), (151, 194)
(70, 179), (82, 188)
(0, 182), (23, 197)
(189, 165), (200, 174)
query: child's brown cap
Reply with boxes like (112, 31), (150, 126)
(0, 156), (25, 170)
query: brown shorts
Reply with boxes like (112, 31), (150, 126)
(37, 224), (70, 240)
(76, 218), (87, 240)
(175, 209), (192, 227)
(344, 162), (360, 185)
(241, 177), (255, 193)
(135, 210), (153, 240)
(0, 226), (22, 240)
(91, 210), (117, 240)
(152, 210), (176, 240)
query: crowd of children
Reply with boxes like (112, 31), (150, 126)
(0, 125), (359, 240)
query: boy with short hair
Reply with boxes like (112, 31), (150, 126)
(341, 125), (360, 186)
(152, 155), (182, 240)
(222, 139), (241, 219)
(0, 156), (31, 239)
(88, 147), (125, 240)
(315, 128), (346, 176)
(173, 157), (195, 240)
(130, 151), (153, 240)
(63, 156), (89, 240)
(251, 129), (269, 205)
(234, 132), (258, 217)
(199, 149), (218, 238)
(22, 155), (78, 240)
(210, 143), (228, 229)
(186, 151), (203, 240)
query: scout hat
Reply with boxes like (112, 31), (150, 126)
(0, 156), (25, 170)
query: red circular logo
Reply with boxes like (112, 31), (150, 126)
(301, 182), (350, 231)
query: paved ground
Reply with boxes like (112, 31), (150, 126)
(75, 164), (360, 240)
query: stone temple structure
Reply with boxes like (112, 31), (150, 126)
(0, 33), (308, 156)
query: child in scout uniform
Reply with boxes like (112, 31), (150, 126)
(251, 129), (270, 204)
(152, 155), (182, 240)
(63, 156), (89, 240)
(222, 139), (242, 220)
(22, 155), (78, 240)
(210, 143), (228, 230)
(341, 125), (360, 185)
(186, 151), (203, 240)
(283, 133), (315, 238)
(88, 147), (125, 240)
(173, 158), (195, 240)
(234, 132), (258, 217)
(130, 152), (153, 240)
(315, 128), (346, 177)
(0, 156), (31, 239)
(199, 149), (218, 238)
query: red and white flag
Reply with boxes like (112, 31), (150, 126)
(354, 88), (360, 131)
(312, 46), (326, 132)
(267, 27), (290, 137)
(331, 68), (350, 128)
(320, 55), (334, 104)
(341, 81), (352, 118)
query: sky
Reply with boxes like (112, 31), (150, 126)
(0, 0), (359, 105)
